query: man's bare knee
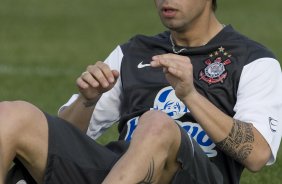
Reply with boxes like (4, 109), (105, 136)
(131, 110), (180, 153)
(0, 101), (48, 182)
(0, 100), (48, 153)
(129, 111), (181, 183)
(0, 101), (43, 133)
(137, 110), (177, 137)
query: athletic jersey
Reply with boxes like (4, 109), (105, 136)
(60, 25), (282, 184)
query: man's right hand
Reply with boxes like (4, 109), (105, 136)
(77, 61), (120, 101)
(58, 61), (119, 132)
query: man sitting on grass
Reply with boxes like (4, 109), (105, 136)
(1, 0), (282, 183)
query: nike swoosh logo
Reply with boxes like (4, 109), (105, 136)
(137, 61), (151, 68)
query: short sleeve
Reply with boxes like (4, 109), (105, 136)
(233, 58), (282, 165)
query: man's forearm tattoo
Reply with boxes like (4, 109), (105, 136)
(216, 119), (254, 163)
(136, 159), (155, 184)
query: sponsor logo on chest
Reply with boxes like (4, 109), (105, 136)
(124, 86), (217, 158)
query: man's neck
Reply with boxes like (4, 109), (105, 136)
(170, 14), (223, 48)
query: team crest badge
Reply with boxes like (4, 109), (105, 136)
(199, 47), (232, 85)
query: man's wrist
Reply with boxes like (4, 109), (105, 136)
(181, 89), (199, 104)
(78, 94), (101, 108)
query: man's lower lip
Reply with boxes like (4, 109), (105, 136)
(162, 10), (176, 18)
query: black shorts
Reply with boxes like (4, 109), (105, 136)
(6, 113), (223, 184)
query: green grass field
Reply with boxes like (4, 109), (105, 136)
(1, 0), (281, 183)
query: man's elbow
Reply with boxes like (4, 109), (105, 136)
(245, 149), (272, 172)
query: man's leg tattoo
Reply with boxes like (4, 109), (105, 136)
(136, 159), (155, 184)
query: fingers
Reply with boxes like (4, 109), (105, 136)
(87, 63), (111, 88)
(151, 54), (191, 66)
(151, 54), (192, 78)
(77, 61), (119, 90)
(77, 71), (98, 89)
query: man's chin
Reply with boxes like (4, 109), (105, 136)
(162, 22), (186, 32)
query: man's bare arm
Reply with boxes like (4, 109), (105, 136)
(216, 119), (254, 163)
(59, 61), (119, 133)
(151, 54), (272, 172)
(183, 92), (271, 172)
(58, 95), (99, 133)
